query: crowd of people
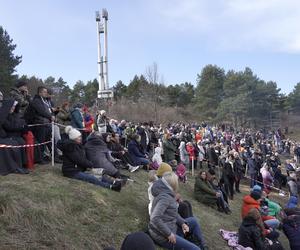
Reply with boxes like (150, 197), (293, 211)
(1, 81), (300, 249)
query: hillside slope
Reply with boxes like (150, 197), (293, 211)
(0, 165), (290, 250)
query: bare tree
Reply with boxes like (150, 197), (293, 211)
(145, 62), (164, 123)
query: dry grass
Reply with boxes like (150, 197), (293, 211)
(0, 165), (290, 250)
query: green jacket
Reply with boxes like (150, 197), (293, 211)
(9, 88), (30, 116)
(266, 198), (281, 216)
(194, 177), (217, 205)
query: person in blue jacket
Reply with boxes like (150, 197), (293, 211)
(128, 134), (149, 167)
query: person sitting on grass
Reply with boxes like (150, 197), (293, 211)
(58, 126), (122, 192)
(238, 208), (269, 250)
(194, 171), (230, 214)
(128, 134), (150, 169)
(149, 171), (208, 250)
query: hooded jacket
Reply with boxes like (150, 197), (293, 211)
(58, 139), (93, 177)
(282, 215), (300, 250)
(148, 179), (185, 245)
(128, 139), (146, 165)
(194, 176), (217, 205)
(178, 141), (189, 165)
(84, 133), (118, 176)
(241, 195), (261, 219)
(152, 147), (162, 166)
(238, 216), (266, 250)
(286, 196), (298, 209)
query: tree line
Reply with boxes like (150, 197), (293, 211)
(1, 25), (300, 126)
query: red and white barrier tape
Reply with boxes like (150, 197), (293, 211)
(28, 123), (52, 127)
(243, 175), (287, 196)
(0, 140), (51, 148)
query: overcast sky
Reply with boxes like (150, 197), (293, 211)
(1, 0), (300, 94)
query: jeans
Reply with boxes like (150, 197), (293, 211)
(264, 219), (280, 229)
(159, 217), (205, 250)
(135, 157), (150, 166)
(72, 172), (112, 188)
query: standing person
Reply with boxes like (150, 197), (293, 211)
(9, 81), (31, 117)
(149, 172), (208, 250)
(207, 144), (218, 169)
(197, 141), (206, 169)
(233, 152), (243, 193)
(178, 141), (189, 166)
(71, 103), (84, 130)
(56, 101), (71, 140)
(24, 86), (54, 163)
(222, 155), (235, 200)
(96, 110), (110, 133)
(82, 106), (94, 143)
(186, 142), (196, 171)
(163, 133), (177, 164)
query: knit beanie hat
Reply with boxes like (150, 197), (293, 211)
(65, 126), (81, 140)
(252, 185), (262, 192)
(121, 232), (155, 250)
(250, 190), (262, 201)
(157, 162), (172, 177)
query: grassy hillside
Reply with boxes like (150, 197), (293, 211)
(0, 165), (290, 250)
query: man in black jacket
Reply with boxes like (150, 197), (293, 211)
(25, 86), (54, 163)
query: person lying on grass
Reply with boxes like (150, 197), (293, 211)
(58, 126), (123, 192)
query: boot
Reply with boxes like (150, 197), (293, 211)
(110, 181), (122, 192)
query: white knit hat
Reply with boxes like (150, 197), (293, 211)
(65, 126), (81, 140)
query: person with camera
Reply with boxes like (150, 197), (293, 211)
(9, 81), (31, 118)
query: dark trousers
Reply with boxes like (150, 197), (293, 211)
(235, 176), (241, 191)
(31, 125), (51, 158)
(224, 177), (234, 199)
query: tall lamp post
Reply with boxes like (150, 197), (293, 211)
(95, 9), (113, 105)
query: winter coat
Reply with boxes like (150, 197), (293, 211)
(9, 87), (30, 116)
(223, 161), (235, 181)
(24, 95), (52, 124)
(264, 198), (281, 216)
(163, 139), (176, 163)
(58, 139), (93, 177)
(96, 114), (109, 133)
(84, 113), (94, 132)
(241, 195), (261, 219)
(152, 147), (162, 166)
(148, 179), (185, 245)
(282, 215), (300, 250)
(128, 139), (146, 165)
(56, 108), (71, 133)
(238, 217), (266, 250)
(207, 147), (218, 166)
(178, 141), (189, 165)
(137, 127), (149, 153)
(286, 196), (298, 209)
(0, 100), (23, 175)
(71, 108), (84, 129)
(234, 158), (244, 178)
(194, 176), (217, 206)
(186, 144), (195, 160)
(197, 144), (205, 161)
(84, 134), (118, 176)
(2, 113), (26, 138)
(176, 164), (186, 179)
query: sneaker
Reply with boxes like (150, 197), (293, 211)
(110, 181), (122, 192)
(129, 165), (140, 173)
